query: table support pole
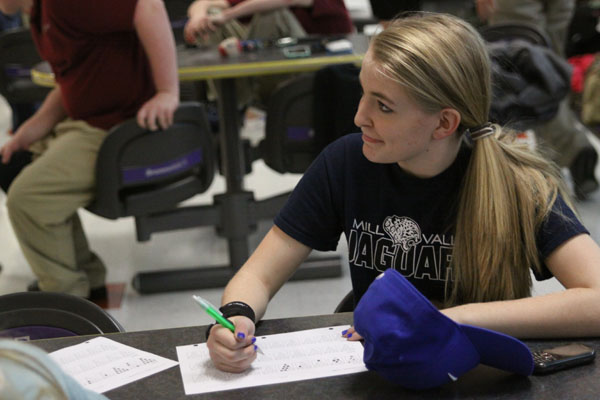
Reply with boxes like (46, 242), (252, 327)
(216, 78), (251, 269)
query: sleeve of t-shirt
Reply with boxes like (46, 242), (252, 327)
(533, 193), (589, 280)
(50, 0), (138, 33)
(309, 0), (349, 17)
(274, 139), (346, 251)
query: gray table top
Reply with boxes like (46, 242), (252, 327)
(33, 34), (370, 86)
(32, 313), (599, 399)
(177, 34), (370, 80)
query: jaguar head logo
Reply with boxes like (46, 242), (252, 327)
(383, 216), (422, 252)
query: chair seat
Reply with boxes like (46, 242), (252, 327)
(87, 102), (216, 220)
(0, 292), (124, 340)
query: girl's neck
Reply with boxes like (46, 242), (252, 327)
(398, 133), (463, 178)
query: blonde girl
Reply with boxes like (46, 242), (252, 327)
(203, 13), (600, 373)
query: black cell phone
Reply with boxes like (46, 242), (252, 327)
(532, 343), (596, 374)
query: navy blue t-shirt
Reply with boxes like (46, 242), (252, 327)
(274, 133), (589, 304)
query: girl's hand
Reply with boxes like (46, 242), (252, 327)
(206, 316), (259, 372)
(341, 326), (363, 341)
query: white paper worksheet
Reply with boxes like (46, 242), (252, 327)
(49, 336), (179, 393)
(176, 325), (367, 395)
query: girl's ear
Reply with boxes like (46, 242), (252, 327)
(432, 108), (461, 140)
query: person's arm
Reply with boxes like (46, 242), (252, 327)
(0, 87), (66, 163)
(207, 226), (312, 372)
(188, 0), (230, 15)
(441, 233), (600, 338)
(188, 0), (230, 18)
(186, 0), (312, 39)
(222, 225), (312, 319)
(221, 0), (312, 21)
(345, 233), (600, 342)
(133, 0), (179, 131)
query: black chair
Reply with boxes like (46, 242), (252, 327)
(87, 102), (220, 293)
(90, 99), (337, 294)
(0, 27), (50, 105)
(0, 292), (124, 340)
(258, 73), (317, 173)
(334, 290), (355, 313)
(258, 64), (361, 173)
(87, 102), (215, 221)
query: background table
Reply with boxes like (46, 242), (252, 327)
(176, 35), (369, 284)
(31, 35), (370, 292)
(33, 312), (600, 399)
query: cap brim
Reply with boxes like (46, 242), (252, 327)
(459, 324), (534, 376)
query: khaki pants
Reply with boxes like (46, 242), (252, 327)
(6, 119), (108, 297)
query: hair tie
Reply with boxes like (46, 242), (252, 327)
(467, 123), (496, 141)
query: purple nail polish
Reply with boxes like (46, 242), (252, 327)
(254, 345), (258, 351)
(347, 333), (353, 338)
(237, 332), (245, 339)
(341, 329), (348, 335)
(251, 337), (256, 344)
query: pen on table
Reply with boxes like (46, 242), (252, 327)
(192, 295), (264, 355)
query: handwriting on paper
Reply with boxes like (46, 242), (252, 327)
(50, 337), (178, 393)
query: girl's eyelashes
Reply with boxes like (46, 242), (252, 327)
(377, 100), (393, 113)
(358, 87), (392, 113)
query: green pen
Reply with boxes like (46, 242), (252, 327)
(192, 295), (263, 354)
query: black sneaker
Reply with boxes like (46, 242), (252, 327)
(26, 280), (107, 301)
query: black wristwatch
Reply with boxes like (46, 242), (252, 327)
(205, 301), (256, 339)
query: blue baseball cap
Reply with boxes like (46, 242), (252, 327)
(353, 269), (534, 390)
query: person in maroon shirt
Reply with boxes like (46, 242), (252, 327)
(184, 0), (353, 43)
(0, 0), (179, 299)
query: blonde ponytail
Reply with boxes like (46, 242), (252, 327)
(449, 126), (569, 304)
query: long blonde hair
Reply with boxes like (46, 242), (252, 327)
(371, 13), (574, 305)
